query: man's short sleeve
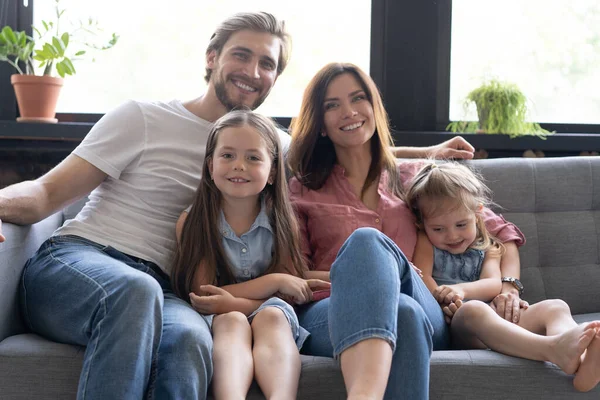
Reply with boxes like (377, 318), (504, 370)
(73, 100), (146, 179)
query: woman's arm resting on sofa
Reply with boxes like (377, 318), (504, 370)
(0, 154), (107, 228)
(392, 136), (475, 160)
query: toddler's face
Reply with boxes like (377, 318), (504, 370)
(420, 199), (478, 255)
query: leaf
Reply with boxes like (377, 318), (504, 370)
(75, 50), (86, 56)
(42, 21), (49, 32)
(56, 61), (66, 78)
(2, 26), (18, 44)
(52, 36), (65, 57)
(43, 42), (59, 57)
(61, 32), (69, 48)
(62, 57), (76, 75)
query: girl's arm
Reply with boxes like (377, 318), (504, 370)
(412, 232), (439, 294)
(448, 252), (503, 302)
(304, 270), (330, 281)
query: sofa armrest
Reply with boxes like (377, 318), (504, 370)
(0, 213), (62, 341)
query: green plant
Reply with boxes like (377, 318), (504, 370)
(0, 0), (118, 78)
(447, 79), (552, 139)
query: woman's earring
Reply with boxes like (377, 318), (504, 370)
(321, 132), (327, 137)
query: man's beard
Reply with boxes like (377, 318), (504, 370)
(214, 74), (268, 111)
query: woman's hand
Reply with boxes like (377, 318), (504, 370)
(189, 285), (237, 315)
(427, 136), (475, 160)
(490, 290), (529, 324)
(0, 219), (5, 242)
(277, 275), (331, 305)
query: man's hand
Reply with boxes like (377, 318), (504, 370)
(189, 285), (237, 315)
(427, 136), (475, 160)
(0, 219), (5, 242)
(489, 289), (529, 323)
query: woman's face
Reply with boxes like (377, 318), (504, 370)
(321, 73), (376, 151)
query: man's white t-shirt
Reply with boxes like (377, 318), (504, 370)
(54, 99), (291, 274)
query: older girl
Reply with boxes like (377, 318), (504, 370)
(172, 110), (329, 400)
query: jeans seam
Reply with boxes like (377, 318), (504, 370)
(78, 297), (107, 399)
(333, 328), (396, 359)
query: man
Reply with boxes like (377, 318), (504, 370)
(0, 11), (486, 400)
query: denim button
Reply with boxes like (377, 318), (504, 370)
(375, 218), (380, 223)
(241, 248), (247, 253)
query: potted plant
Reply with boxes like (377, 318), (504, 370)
(447, 79), (552, 139)
(0, 0), (118, 123)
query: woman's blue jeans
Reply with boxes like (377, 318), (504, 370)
(297, 228), (450, 400)
(19, 235), (213, 400)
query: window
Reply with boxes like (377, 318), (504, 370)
(450, 0), (600, 125)
(34, 0), (371, 117)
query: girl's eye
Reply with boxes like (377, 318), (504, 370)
(432, 228), (443, 232)
(248, 155), (261, 161)
(456, 223), (466, 228)
(353, 94), (366, 102)
(222, 153), (233, 159)
(324, 102), (338, 111)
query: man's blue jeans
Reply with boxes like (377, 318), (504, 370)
(19, 235), (213, 400)
(297, 228), (450, 400)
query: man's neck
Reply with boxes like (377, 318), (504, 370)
(183, 86), (228, 123)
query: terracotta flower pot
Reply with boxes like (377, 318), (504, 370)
(10, 74), (64, 123)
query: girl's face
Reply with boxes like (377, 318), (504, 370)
(322, 72), (376, 152)
(209, 124), (273, 203)
(420, 198), (479, 255)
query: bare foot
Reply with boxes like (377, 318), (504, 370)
(548, 322), (598, 375)
(574, 330), (600, 392)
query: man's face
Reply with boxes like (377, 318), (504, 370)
(207, 30), (281, 111)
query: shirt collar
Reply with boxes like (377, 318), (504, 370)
(219, 199), (272, 239)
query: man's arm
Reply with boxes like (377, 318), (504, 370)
(0, 154), (108, 229)
(392, 136), (475, 160)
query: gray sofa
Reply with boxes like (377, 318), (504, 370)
(1, 156), (600, 399)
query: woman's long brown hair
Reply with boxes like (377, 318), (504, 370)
(171, 109), (306, 300)
(287, 62), (403, 199)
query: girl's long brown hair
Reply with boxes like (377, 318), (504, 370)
(171, 109), (306, 300)
(404, 162), (505, 256)
(287, 62), (403, 199)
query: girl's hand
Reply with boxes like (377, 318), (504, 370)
(277, 275), (331, 305)
(442, 298), (463, 324)
(433, 285), (465, 305)
(408, 261), (423, 278)
(189, 285), (236, 315)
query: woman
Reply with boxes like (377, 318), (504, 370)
(287, 62), (525, 400)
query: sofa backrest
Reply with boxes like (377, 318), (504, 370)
(470, 157), (600, 315)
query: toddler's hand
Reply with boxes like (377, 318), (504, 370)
(433, 285), (464, 305)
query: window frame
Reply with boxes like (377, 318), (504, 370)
(1, 0), (598, 135)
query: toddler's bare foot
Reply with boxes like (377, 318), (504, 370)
(574, 330), (600, 392)
(548, 322), (598, 375)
